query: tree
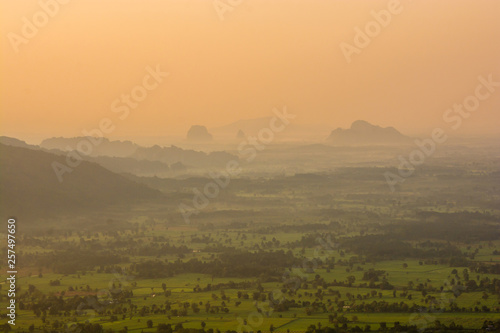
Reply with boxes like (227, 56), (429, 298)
(347, 275), (356, 286)
(28, 284), (37, 294)
(147, 320), (153, 328)
(157, 323), (172, 333)
(463, 269), (470, 281)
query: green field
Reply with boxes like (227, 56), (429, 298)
(2, 164), (500, 332)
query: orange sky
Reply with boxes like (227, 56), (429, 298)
(1, 0), (499, 143)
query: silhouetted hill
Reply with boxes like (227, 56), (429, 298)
(236, 129), (246, 139)
(0, 144), (161, 222)
(41, 137), (137, 157)
(327, 120), (411, 145)
(1, 137), (172, 176)
(40, 137), (236, 168)
(0, 136), (38, 149)
(186, 125), (213, 142)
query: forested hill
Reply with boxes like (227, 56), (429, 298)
(0, 143), (161, 222)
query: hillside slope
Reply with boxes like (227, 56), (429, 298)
(0, 144), (161, 221)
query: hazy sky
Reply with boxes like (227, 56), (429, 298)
(1, 0), (499, 143)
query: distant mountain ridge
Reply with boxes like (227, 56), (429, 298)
(327, 120), (411, 145)
(41, 137), (138, 157)
(0, 136), (172, 176)
(0, 136), (38, 149)
(40, 137), (237, 167)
